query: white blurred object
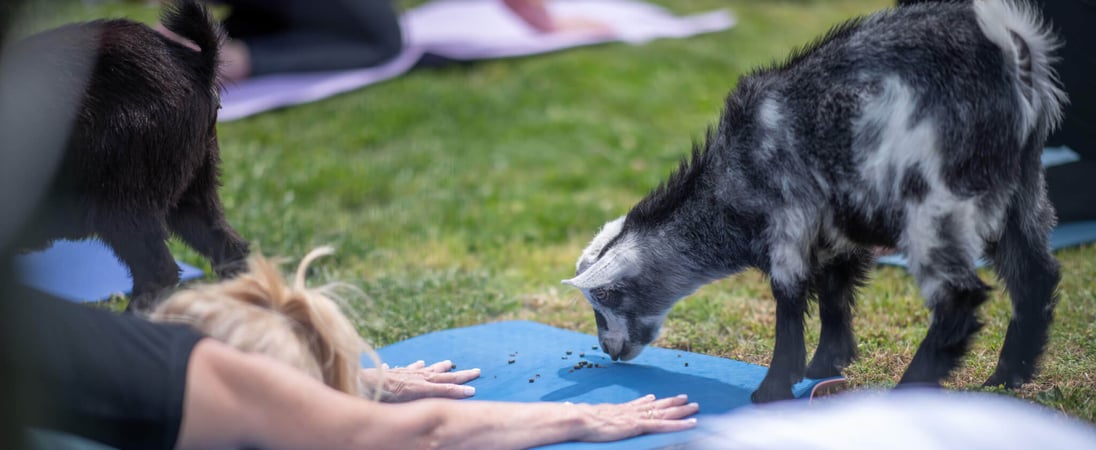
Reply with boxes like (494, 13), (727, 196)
(692, 389), (1096, 450)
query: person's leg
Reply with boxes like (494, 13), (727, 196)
(223, 0), (402, 77)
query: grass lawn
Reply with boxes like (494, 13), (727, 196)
(27, 0), (1095, 421)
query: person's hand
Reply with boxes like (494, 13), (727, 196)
(362, 360), (481, 402)
(574, 394), (699, 442)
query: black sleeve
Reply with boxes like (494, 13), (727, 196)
(0, 280), (205, 450)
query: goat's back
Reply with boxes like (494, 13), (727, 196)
(726, 0), (1063, 246)
(17, 10), (221, 214)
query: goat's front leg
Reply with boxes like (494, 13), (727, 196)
(752, 277), (809, 403)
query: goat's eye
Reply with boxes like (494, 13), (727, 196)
(591, 287), (608, 302)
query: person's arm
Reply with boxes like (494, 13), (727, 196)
(177, 339), (698, 450)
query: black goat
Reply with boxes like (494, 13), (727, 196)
(12, 0), (248, 311)
(566, 0), (1065, 402)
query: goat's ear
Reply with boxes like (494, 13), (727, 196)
(562, 247), (638, 289)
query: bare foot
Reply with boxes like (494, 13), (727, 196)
(154, 22), (199, 51)
(553, 16), (614, 37)
(501, 0), (613, 36)
(154, 22), (251, 82)
(219, 39), (251, 82)
(502, 0), (554, 32)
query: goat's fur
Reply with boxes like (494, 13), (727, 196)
(14, 0), (249, 311)
(566, 0), (1064, 402)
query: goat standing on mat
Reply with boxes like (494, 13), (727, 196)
(565, 0), (1065, 402)
(12, 0), (249, 311)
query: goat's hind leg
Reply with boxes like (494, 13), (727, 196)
(984, 201), (1059, 388)
(167, 159), (249, 279)
(899, 215), (989, 385)
(805, 249), (872, 379)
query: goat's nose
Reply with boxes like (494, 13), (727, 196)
(600, 337), (623, 360)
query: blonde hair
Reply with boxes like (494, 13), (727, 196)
(150, 247), (384, 399)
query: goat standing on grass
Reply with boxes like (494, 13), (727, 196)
(11, 0), (249, 311)
(565, 0), (1065, 402)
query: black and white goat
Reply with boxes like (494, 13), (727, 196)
(12, 0), (249, 311)
(565, 0), (1065, 402)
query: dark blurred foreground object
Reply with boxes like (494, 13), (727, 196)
(12, 0), (249, 312)
(897, 0), (1096, 220)
(0, 283), (203, 450)
(1, 1), (206, 446)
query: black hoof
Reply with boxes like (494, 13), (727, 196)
(983, 371), (1025, 389)
(750, 386), (795, 403)
(805, 358), (846, 379)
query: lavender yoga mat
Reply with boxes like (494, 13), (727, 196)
(15, 239), (204, 303)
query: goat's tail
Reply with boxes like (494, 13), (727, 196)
(972, 0), (1067, 139)
(161, 0), (223, 86)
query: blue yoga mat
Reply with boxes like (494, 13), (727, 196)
(373, 320), (842, 450)
(878, 220), (1096, 268)
(14, 239), (205, 303)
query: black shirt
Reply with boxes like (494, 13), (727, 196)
(1, 272), (204, 450)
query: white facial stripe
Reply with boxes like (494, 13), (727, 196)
(577, 216), (626, 272)
(565, 234), (641, 290)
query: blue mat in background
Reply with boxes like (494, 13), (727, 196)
(879, 148), (1095, 268)
(877, 220), (1096, 268)
(374, 320), (841, 450)
(15, 239), (205, 303)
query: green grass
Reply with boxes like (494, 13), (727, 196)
(24, 0), (1096, 421)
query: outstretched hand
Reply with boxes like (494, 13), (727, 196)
(575, 394), (700, 442)
(362, 360), (481, 402)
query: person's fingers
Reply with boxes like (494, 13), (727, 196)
(405, 360), (426, 370)
(647, 394), (690, 409)
(424, 382), (477, 400)
(423, 368), (481, 384)
(625, 394), (657, 405)
(394, 381), (476, 402)
(425, 360), (453, 372)
(649, 402), (700, 421)
(640, 418), (699, 434)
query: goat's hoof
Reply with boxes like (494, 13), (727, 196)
(214, 259), (249, 280)
(125, 286), (174, 313)
(804, 362), (843, 379)
(750, 386), (794, 403)
(983, 372), (1024, 389)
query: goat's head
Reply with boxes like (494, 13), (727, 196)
(563, 216), (709, 361)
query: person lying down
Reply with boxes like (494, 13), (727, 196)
(149, 247), (699, 448)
